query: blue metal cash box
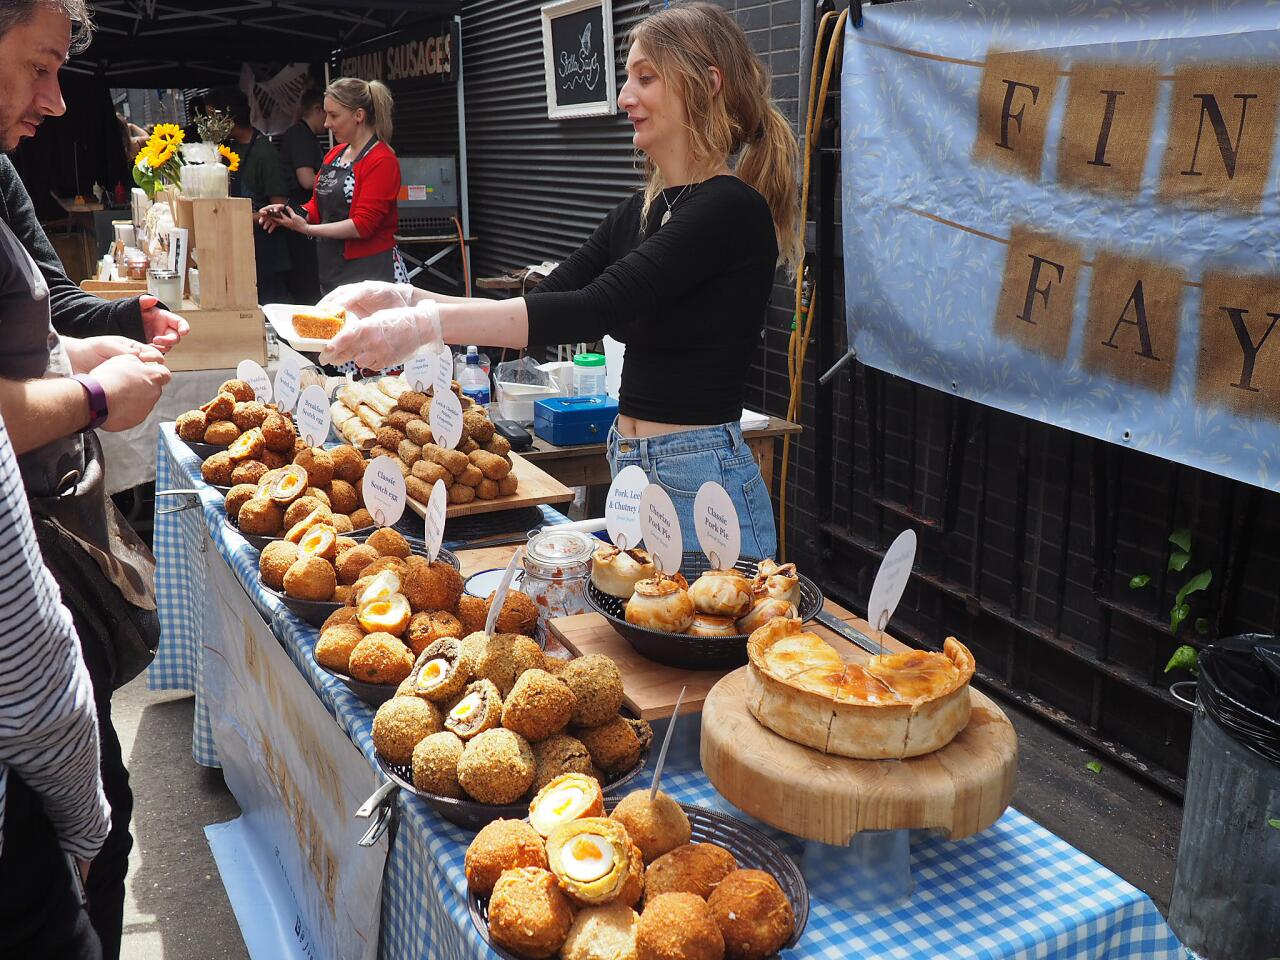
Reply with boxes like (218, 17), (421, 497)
(533, 395), (619, 446)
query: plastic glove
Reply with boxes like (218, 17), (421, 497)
(319, 300), (441, 370)
(317, 280), (418, 320)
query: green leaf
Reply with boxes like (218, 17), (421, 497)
(1195, 618), (1210, 636)
(1169, 528), (1191, 552)
(1168, 550), (1190, 572)
(1086, 761), (1102, 774)
(1165, 644), (1198, 674)
(1129, 574), (1151, 589)
(1170, 603), (1190, 634)
(1268, 818), (1280, 830)
(1175, 570), (1213, 608)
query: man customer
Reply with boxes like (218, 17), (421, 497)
(278, 88), (325, 303)
(0, 3), (178, 958)
(225, 92), (291, 302)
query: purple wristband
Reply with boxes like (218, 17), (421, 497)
(71, 374), (109, 430)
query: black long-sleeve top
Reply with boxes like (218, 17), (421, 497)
(0, 156), (146, 342)
(525, 175), (778, 425)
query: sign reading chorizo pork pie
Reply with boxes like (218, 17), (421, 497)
(337, 18), (457, 88)
(842, 0), (1280, 493)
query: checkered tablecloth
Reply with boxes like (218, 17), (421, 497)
(149, 424), (1186, 959)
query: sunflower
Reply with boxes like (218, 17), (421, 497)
(152, 122), (184, 146)
(149, 140), (178, 168)
(218, 144), (241, 173)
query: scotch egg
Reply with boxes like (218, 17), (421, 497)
(546, 818), (633, 905)
(284, 506), (331, 544)
(269, 464), (310, 504)
(357, 593), (412, 636)
(354, 569), (402, 606)
(227, 427), (265, 462)
(406, 637), (471, 702)
(445, 679), (502, 740)
(529, 773), (604, 838)
(298, 524), (338, 563)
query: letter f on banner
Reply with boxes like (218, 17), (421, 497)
(974, 51), (1061, 178)
(994, 225), (1082, 361)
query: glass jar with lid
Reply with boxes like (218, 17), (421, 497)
(522, 528), (596, 625)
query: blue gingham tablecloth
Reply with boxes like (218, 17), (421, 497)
(148, 424), (1185, 959)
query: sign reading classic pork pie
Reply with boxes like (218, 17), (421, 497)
(842, 0), (1280, 492)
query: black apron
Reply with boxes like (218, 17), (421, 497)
(314, 137), (395, 295)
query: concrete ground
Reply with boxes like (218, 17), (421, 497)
(111, 675), (1184, 959)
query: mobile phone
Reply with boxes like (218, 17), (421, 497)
(493, 419), (533, 451)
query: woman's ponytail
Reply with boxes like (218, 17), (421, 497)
(736, 103), (802, 276)
(366, 80), (395, 145)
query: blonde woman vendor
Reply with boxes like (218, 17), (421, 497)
(320, 4), (800, 559)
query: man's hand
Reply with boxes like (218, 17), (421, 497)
(139, 295), (190, 353)
(64, 336), (165, 373)
(92, 354), (172, 431)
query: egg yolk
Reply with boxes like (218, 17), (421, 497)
(450, 693), (481, 720)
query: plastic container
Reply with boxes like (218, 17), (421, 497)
(147, 268), (182, 305)
(572, 352), (607, 396)
(454, 345), (490, 379)
(533, 395), (619, 446)
(1168, 634), (1280, 960)
(457, 346), (491, 405)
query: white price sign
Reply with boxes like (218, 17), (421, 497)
(404, 349), (433, 393)
(640, 484), (682, 576)
(694, 482), (740, 570)
(867, 529), (917, 645)
(295, 384), (331, 447)
(605, 465), (648, 551)
(422, 479), (448, 563)
(430, 344), (454, 398)
(428, 386), (464, 449)
(483, 549), (524, 638)
(273, 351), (308, 413)
(361, 456), (407, 528)
(237, 359), (273, 403)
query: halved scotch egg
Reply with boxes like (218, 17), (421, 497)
(529, 773), (604, 838)
(445, 679), (502, 740)
(407, 637), (470, 703)
(357, 593), (412, 636)
(285, 506), (332, 544)
(298, 524), (338, 563)
(227, 427), (265, 462)
(269, 464), (310, 504)
(546, 818), (633, 905)
(354, 569), (402, 606)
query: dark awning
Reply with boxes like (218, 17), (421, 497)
(70, 0), (463, 86)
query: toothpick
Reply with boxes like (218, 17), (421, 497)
(650, 685), (687, 801)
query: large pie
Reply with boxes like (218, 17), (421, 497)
(745, 618), (976, 759)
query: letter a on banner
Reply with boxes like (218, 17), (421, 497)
(1083, 250), (1185, 393)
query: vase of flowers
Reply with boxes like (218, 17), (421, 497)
(132, 123), (185, 201)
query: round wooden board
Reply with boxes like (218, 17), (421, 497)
(701, 667), (1018, 845)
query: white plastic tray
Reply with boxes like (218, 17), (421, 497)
(262, 303), (331, 353)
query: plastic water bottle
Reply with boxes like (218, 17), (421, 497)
(458, 345), (491, 405)
(572, 352), (607, 396)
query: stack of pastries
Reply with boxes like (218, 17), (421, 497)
(222, 443), (372, 537)
(465, 787), (796, 960)
(370, 649), (652, 808)
(594, 548), (804, 638)
(177, 379), (295, 454)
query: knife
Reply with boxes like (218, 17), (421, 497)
(814, 610), (882, 654)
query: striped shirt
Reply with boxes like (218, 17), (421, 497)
(0, 411), (110, 860)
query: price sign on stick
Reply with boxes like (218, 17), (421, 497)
(362, 456), (408, 528)
(866, 529), (917, 655)
(404, 348), (433, 394)
(640, 485), (682, 576)
(694, 482), (740, 571)
(273, 351), (308, 413)
(605, 465), (648, 551)
(429, 386), (464, 449)
(422, 479), (448, 563)
(295, 384), (331, 447)
(483, 549), (524, 638)
(431, 343), (454, 398)
(237, 359), (272, 403)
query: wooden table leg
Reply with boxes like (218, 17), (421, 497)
(749, 437), (777, 497)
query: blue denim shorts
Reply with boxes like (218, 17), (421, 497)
(606, 422), (778, 561)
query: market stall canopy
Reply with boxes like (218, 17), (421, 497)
(70, 0), (463, 87)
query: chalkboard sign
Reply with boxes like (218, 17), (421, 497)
(541, 0), (617, 119)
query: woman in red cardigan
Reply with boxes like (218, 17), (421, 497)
(258, 78), (407, 297)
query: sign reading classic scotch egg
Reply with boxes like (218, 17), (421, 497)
(605, 465), (648, 551)
(640, 484), (682, 576)
(422, 479), (448, 563)
(428, 386), (464, 449)
(237, 359), (272, 404)
(296, 385), (331, 447)
(694, 482), (741, 571)
(362, 456), (407, 528)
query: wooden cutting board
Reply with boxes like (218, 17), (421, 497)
(405, 451), (574, 520)
(546, 601), (878, 720)
(701, 652), (1018, 844)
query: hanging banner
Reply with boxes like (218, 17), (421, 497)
(842, 0), (1280, 492)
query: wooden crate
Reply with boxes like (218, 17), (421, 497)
(80, 279), (148, 302)
(163, 301), (265, 373)
(171, 195), (258, 309)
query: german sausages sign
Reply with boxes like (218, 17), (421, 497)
(336, 19), (457, 87)
(842, 0), (1280, 493)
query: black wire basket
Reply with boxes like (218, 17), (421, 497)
(179, 438), (228, 461)
(318, 663), (402, 706)
(259, 546), (460, 627)
(586, 553), (824, 670)
(378, 731), (649, 832)
(467, 798), (810, 959)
